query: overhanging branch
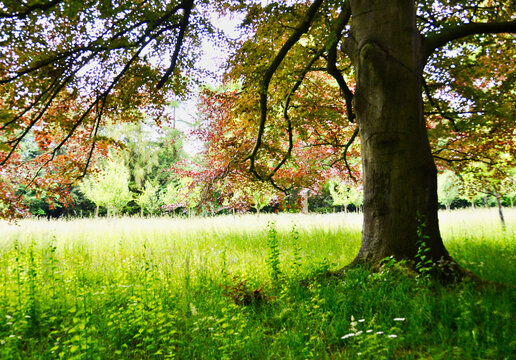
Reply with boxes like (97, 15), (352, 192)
(247, 0), (324, 179)
(326, 1), (354, 122)
(329, 127), (359, 181)
(423, 21), (516, 61)
(156, 0), (195, 89)
(267, 49), (324, 181)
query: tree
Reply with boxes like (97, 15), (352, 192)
(79, 158), (132, 217)
(328, 179), (363, 213)
(161, 176), (201, 216)
(457, 172), (484, 209)
(135, 181), (161, 217)
(104, 120), (186, 214)
(457, 157), (513, 228)
(217, 0), (515, 276)
(1, 1), (515, 278)
(504, 169), (516, 208)
(437, 171), (460, 211)
(191, 79), (360, 213)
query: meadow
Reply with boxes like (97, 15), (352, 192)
(0, 209), (514, 359)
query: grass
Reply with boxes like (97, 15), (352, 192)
(0, 209), (514, 359)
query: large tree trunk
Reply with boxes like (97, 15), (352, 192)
(349, 0), (452, 266)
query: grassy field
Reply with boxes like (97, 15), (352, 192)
(0, 209), (514, 359)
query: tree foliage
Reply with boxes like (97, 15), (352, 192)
(0, 0), (217, 216)
(329, 179), (363, 212)
(79, 157), (132, 216)
(437, 171), (460, 211)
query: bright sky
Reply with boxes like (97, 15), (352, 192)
(173, 12), (243, 154)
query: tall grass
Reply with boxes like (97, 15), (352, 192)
(0, 209), (514, 359)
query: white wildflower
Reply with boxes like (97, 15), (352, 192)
(366, 330), (373, 333)
(388, 334), (398, 338)
(341, 333), (356, 339)
(393, 317), (405, 321)
(376, 331), (384, 335)
(189, 303), (198, 316)
(358, 318), (365, 322)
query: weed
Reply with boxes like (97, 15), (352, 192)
(289, 224), (303, 275)
(415, 216), (434, 281)
(266, 220), (281, 281)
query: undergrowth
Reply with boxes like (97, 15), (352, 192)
(0, 212), (514, 359)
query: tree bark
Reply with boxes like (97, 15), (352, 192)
(348, 0), (451, 266)
(301, 191), (309, 214)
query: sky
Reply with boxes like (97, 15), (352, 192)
(172, 11), (243, 154)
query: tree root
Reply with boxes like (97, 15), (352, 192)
(327, 257), (513, 290)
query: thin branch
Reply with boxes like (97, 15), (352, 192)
(422, 78), (458, 128)
(75, 92), (106, 183)
(329, 127), (359, 181)
(0, 76), (71, 165)
(432, 151), (492, 165)
(0, 69), (64, 131)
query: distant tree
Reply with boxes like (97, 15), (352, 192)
(161, 177), (201, 216)
(105, 120), (186, 215)
(135, 181), (161, 217)
(504, 169), (516, 208)
(246, 183), (277, 216)
(79, 158), (132, 217)
(458, 157), (513, 228)
(438, 171), (460, 211)
(329, 180), (363, 213)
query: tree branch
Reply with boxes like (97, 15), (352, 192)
(422, 78), (459, 129)
(423, 21), (516, 61)
(329, 127), (359, 181)
(247, 0), (324, 178)
(326, 1), (354, 122)
(156, 0), (195, 89)
(267, 49), (324, 181)
(0, 75), (71, 166)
